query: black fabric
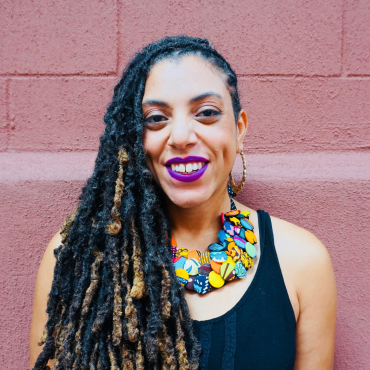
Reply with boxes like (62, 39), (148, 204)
(192, 210), (296, 370)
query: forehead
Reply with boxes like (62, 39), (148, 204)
(142, 55), (229, 104)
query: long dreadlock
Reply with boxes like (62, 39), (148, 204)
(33, 34), (242, 370)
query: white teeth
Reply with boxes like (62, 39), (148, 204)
(186, 163), (193, 173)
(170, 161), (207, 174)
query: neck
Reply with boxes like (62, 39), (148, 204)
(165, 185), (233, 253)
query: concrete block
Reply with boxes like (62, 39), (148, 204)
(0, 0), (117, 74)
(240, 77), (370, 152)
(118, 0), (341, 76)
(9, 77), (118, 151)
(343, 0), (370, 75)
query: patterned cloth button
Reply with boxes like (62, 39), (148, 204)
(210, 260), (222, 274)
(185, 275), (195, 290)
(174, 256), (186, 270)
(175, 248), (189, 258)
(234, 226), (241, 235)
(229, 216), (241, 226)
(234, 260), (247, 278)
(175, 269), (189, 286)
(240, 218), (254, 231)
(171, 237), (177, 247)
(200, 251), (211, 265)
(244, 230), (257, 244)
(209, 271), (225, 288)
(245, 242), (257, 258)
(237, 211), (251, 218)
(225, 210), (240, 216)
(199, 263), (212, 276)
(220, 262), (236, 281)
(187, 249), (201, 261)
(241, 252), (254, 269)
(194, 275), (212, 294)
(208, 242), (225, 252)
(227, 243), (242, 262)
(210, 251), (228, 262)
(234, 236), (246, 249)
(184, 258), (201, 275)
(218, 230), (228, 243)
(224, 221), (234, 236)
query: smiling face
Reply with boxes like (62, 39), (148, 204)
(142, 54), (247, 209)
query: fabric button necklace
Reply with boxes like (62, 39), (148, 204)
(171, 186), (258, 294)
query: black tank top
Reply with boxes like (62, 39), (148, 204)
(192, 209), (296, 370)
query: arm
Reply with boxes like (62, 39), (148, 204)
(29, 230), (61, 370)
(294, 230), (337, 369)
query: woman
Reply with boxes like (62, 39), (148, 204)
(29, 35), (337, 370)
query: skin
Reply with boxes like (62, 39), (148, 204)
(29, 55), (337, 369)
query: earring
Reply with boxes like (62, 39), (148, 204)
(229, 149), (247, 194)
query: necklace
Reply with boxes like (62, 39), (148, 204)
(171, 187), (258, 294)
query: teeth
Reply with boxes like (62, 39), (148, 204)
(170, 161), (207, 174)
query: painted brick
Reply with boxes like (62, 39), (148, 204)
(343, 0), (370, 75)
(9, 77), (117, 151)
(239, 77), (370, 152)
(0, 80), (7, 151)
(0, 0), (117, 74)
(0, 274), (35, 369)
(118, 0), (341, 76)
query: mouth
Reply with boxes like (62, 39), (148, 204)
(165, 156), (209, 182)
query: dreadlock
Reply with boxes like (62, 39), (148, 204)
(33, 34), (242, 370)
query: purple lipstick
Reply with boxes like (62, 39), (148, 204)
(165, 156), (209, 183)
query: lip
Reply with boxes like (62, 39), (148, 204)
(165, 156), (208, 166)
(166, 162), (209, 183)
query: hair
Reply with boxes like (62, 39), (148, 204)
(33, 35), (242, 370)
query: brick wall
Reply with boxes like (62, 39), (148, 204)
(0, 0), (369, 368)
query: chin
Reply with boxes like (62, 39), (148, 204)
(166, 187), (211, 209)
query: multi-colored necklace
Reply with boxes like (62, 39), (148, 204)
(171, 187), (258, 294)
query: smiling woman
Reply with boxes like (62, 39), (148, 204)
(29, 35), (336, 370)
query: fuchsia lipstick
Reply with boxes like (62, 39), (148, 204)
(165, 156), (209, 183)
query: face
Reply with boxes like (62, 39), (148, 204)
(142, 55), (248, 209)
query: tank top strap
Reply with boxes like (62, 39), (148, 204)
(256, 209), (273, 256)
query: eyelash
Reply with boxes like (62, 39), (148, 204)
(144, 109), (220, 124)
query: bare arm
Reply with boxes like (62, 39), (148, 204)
(29, 230), (61, 370)
(293, 230), (337, 369)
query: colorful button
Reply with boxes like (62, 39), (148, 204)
(200, 251), (211, 265)
(199, 263), (212, 276)
(187, 250), (200, 261)
(209, 271), (225, 288)
(194, 275), (212, 294)
(208, 242), (225, 252)
(210, 251), (228, 262)
(210, 260), (222, 274)
(175, 269), (189, 286)
(244, 230), (257, 244)
(220, 262), (236, 281)
(174, 256), (186, 270)
(234, 260), (247, 278)
(184, 258), (201, 275)
(240, 218), (254, 231)
(245, 242), (257, 258)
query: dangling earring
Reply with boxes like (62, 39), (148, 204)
(229, 149), (247, 194)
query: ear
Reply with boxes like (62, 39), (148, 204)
(236, 109), (248, 151)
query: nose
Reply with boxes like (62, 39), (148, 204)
(167, 112), (198, 150)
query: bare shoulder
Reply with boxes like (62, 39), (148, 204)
(269, 213), (335, 292)
(29, 229), (62, 369)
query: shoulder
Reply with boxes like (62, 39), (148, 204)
(29, 229), (62, 369)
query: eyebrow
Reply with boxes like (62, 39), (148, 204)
(142, 91), (223, 108)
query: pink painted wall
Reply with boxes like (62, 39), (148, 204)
(0, 0), (369, 368)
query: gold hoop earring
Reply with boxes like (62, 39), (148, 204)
(229, 149), (247, 194)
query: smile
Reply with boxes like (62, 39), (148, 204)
(165, 156), (209, 183)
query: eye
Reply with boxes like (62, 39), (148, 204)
(144, 114), (167, 125)
(197, 109), (221, 118)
